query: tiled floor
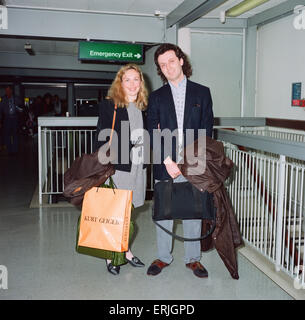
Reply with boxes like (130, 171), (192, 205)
(0, 137), (293, 300)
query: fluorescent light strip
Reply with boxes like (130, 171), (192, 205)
(226, 0), (270, 17)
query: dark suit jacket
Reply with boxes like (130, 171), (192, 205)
(147, 79), (214, 181)
(94, 99), (148, 172)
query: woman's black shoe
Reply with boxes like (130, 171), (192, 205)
(126, 256), (145, 267)
(106, 261), (120, 275)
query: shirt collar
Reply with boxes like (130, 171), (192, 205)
(169, 76), (186, 90)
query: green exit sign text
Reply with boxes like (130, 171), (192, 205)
(79, 41), (144, 63)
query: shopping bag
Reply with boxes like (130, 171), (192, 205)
(76, 215), (134, 265)
(78, 186), (133, 252)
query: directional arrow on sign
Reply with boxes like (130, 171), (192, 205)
(134, 53), (142, 59)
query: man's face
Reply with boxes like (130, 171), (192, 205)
(5, 87), (12, 98)
(157, 50), (184, 83)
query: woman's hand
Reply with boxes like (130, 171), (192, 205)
(163, 156), (181, 179)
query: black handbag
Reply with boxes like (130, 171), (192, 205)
(153, 179), (216, 241)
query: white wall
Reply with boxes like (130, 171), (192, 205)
(141, 46), (163, 94)
(256, 15), (305, 120)
(142, 30), (244, 117)
(243, 26), (257, 117)
(190, 31), (243, 117)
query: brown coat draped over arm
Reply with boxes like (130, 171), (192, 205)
(63, 151), (115, 207)
(178, 136), (243, 279)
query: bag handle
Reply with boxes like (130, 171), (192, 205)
(109, 104), (117, 146)
(98, 103), (117, 191)
(153, 218), (216, 242)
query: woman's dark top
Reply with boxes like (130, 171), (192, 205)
(94, 99), (148, 172)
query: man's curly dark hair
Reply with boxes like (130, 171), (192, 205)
(154, 43), (192, 83)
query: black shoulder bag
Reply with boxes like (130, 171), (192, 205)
(152, 179), (216, 241)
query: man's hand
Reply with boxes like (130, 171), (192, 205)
(164, 156), (181, 179)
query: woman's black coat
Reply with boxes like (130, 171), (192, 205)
(94, 99), (148, 172)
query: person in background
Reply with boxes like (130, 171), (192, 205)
(32, 96), (43, 118)
(53, 95), (62, 116)
(0, 85), (23, 155)
(94, 63), (148, 275)
(42, 93), (54, 116)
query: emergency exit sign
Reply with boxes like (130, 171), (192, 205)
(78, 41), (144, 63)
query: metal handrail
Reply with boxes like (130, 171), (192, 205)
(215, 128), (305, 162)
(38, 116), (268, 128)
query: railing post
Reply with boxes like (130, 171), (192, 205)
(38, 124), (42, 205)
(275, 154), (286, 271)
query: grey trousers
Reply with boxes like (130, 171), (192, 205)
(156, 219), (202, 264)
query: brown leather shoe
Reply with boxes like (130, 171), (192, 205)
(186, 261), (208, 278)
(147, 259), (169, 276)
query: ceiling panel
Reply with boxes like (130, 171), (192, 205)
(87, 0), (135, 12)
(127, 0), (185, 15)
(6, 0), (48, 7)
(6, 0), (185, 15)
(0, 0), (293, 56)
(5, 0), (290, 18)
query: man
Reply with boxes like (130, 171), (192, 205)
(147, 43), (214, 278)
(0, 85), (22, 155)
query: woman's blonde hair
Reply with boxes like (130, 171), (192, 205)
(107, 63), (148, 110)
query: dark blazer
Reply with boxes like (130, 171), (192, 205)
(147, 79), (214, 181)
(94, 99), (148, 172)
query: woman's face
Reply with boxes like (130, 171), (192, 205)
(121, 68), (141, 102)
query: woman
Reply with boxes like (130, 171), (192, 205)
(94, 63), (148, 275)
